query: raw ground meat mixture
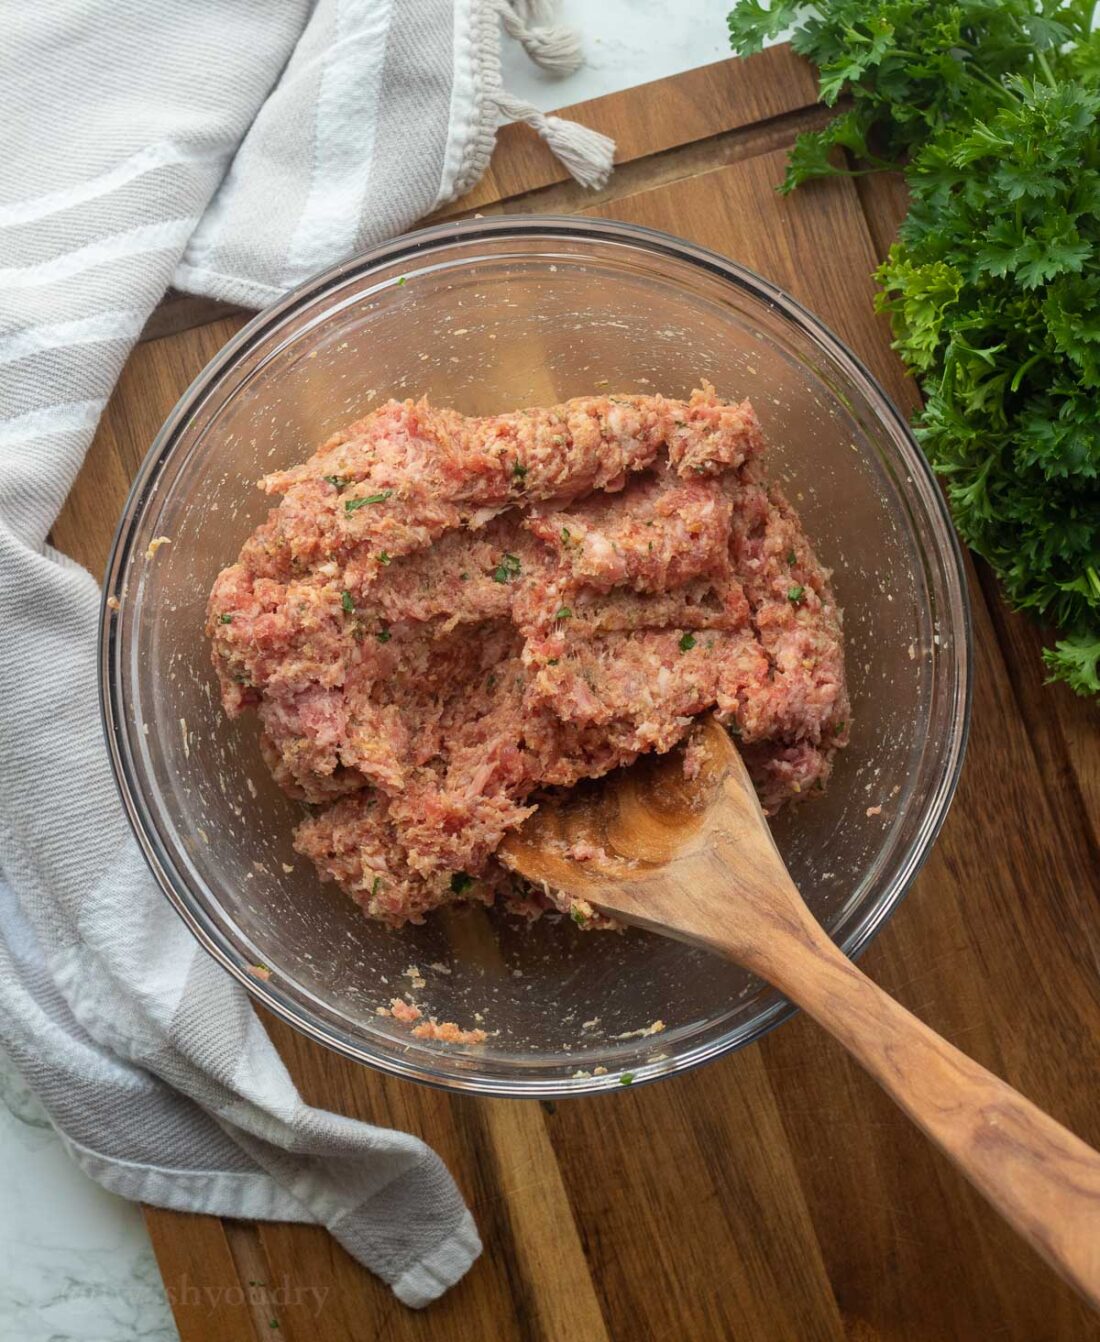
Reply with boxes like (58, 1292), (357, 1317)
(207, 385), (849, 926)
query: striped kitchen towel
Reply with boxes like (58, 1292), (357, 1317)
(0, 0), (612, 1309)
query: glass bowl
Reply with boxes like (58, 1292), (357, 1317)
(101, 216), (971, 1097)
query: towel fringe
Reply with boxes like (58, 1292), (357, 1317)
(484, 0), (615, 192)
(492, 0), (584, 76)
(490, 89), (615, 190)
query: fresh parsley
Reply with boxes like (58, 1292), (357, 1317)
(788, 585), (805, 604)
(492, 553), (522, 583)
(450, 871), (473, 894)
(323, 474), (349, 489)
(679, 632), (696, 652)
(728, 0), (1100, 695)
(345, 491), (392, 512)
(218, 613), (233, 624)
(1044, 635), (1100, 694)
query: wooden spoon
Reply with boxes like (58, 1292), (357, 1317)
(500, 714), (1100, 1308)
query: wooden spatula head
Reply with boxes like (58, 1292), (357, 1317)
(500, 715), (799, 954)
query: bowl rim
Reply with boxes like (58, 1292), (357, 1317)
(100, 213), (973, 1098)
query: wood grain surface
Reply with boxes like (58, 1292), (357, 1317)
(504, 716), (1100, 1307)
(52, 46), (1100, 1342)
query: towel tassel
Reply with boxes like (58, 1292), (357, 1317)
(492, 0), (584, 76)
(490, 89), (615, 190)
(489, 0), (615, 190)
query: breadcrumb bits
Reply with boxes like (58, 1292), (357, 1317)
(381, 997), (486, 1044)
(613, 1019), (666, 1040)
(145, 536), (172, 560)
(866, 804), (883, 817)
(411, 1019), (487, 1045)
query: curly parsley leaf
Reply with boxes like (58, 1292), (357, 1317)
(492, 553), (522, 583)
(1043, 633), (1100, 694)
(729, 0), (1100, 695)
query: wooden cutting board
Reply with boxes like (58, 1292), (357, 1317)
(53, 46), (1100, 1342)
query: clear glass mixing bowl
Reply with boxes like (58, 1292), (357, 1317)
(101, 217), (971, 1096)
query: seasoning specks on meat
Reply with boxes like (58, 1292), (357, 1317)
(207, 384), (848, 926)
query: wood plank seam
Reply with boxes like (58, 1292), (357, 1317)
(973, 563), (1100, 951)
(432, 103), (841, 227)
(223, 1219), (291, 1339)
(460, 47), (822, 208)
(144, 1207), (264, 1342)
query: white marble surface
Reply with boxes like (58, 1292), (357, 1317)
(0, 1050), (176, 1340)
(0, 6), (734, 1338)
(501, 0), (735, 111)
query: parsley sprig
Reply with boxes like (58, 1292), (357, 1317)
(492, 553), (522, 583)
(345, 490), (392, 512)
(728, 0), (1100, 694)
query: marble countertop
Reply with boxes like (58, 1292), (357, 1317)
(500, 0), (734, 110)
(0, 1060), (175, 1341)
(0, 5), (737, 1338)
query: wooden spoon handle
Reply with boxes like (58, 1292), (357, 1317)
(740, 915), (1100, 1308)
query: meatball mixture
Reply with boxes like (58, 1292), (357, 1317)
(207, 385), (849, 926)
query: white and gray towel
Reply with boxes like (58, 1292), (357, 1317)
(0, 0), (612, 1308)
